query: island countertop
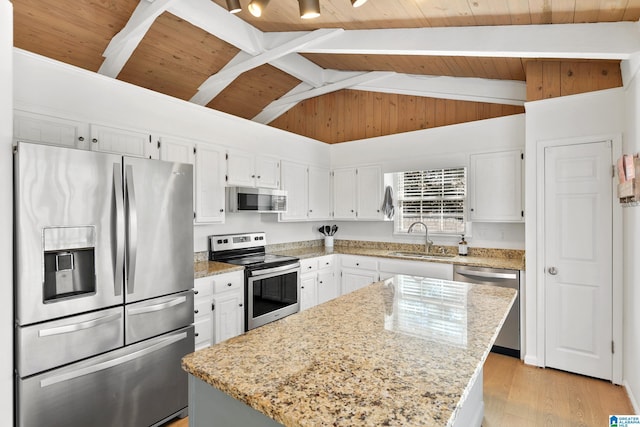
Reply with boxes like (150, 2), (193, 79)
(182, 275), (516, 427)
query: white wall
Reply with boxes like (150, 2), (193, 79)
(330, 115), (526, 249)
(524, 88), (626, 372)
(13, 49), (332, 251)
(0, 0), (13, 420)
(623, 71), (640, 412)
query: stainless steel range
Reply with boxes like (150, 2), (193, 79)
(209, 232), (300, 330)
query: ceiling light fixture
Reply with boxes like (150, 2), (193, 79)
(247, 0), (270, 17)
(299, 0), (320, 19)
(226, 0), (242, 14)
(351, 0), (368, 7)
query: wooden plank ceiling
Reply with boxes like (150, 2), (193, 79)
(12, 0), (638, 144)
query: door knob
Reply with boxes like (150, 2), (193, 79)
(548, 266), (558, 275)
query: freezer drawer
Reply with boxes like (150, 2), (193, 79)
(17, 326), (194, 427)
(125, 291), (194, 345)
(16, 307), (124, 377)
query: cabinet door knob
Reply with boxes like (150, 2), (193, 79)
(257, 175), (261, 179)
(195, 333), (199, 337)
(220, 208), (224, 212)
(239, 303), (243, 307)
(227, 283), (232, 287)
(78, 136), (85, 142)
(301, 286), (305, 289)
(194, 309), (199, 314)
(251, 174), (255, 178)
(92, 138), (98, 143)
(356, 263), (360, 266)
(194, 290), (199, 295)
(319, 281), (323, 284)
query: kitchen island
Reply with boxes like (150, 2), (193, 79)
(182, 274), (516, 427)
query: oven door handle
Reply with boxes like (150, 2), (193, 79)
(250, 262), (300, 277)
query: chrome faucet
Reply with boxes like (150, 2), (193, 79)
(408, 221), (433, 253)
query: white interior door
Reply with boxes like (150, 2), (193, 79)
(544, 140), (612, 380)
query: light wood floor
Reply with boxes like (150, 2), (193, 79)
(165, 353), (634, 427)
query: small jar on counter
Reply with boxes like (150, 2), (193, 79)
(458, 235), (468, 256)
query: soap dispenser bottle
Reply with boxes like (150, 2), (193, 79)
(458, 235), (468, 256)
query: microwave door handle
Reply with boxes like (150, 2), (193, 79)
(125, 165), (138, 295)
(113, 163), (124, 296)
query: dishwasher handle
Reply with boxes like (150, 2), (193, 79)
(455, 268), (518, 281)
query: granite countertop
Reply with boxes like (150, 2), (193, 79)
(194, 260), (244, 279)
(271, 246), (525, 271)
(182, 275), (517, 427)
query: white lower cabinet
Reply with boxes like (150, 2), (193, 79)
(340, 255), (379, 294)
(193, 277), (214, 351)
(300, 255), (337, 311)
(212, 271), (244, 344)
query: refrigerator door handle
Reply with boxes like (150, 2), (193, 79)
(113, 163), (125, 297)
(39, 331), (188, 388)
(125, 165), (138, 295)
(38, 312), (122, 337)
(127, 296), (187, 315)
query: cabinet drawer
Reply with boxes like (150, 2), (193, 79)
(194, 277), (213, 298)
(194, 298), (212, 319)
(300, 258), (319, 273)
(341, 255), (377, 271)
(317, 255), (334, 270)
(212, 271), (244, 294)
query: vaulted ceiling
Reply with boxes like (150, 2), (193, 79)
(11, 0), (640, 143)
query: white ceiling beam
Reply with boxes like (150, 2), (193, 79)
(268, 71), (394, 108)
(270, 54), (327, 88)
(98, 0), (178, 78)
(252, 83), (314, 124)
(189, 51), (252, 105)
(353, 74), (526, 106)
(296, 22), (640, 59)
(169, 0), (264, 55)
(198, 29), (342, 92)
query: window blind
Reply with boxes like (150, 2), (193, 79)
(394, 167), (466, 234)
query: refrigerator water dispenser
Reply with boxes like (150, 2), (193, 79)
(43, 226), (96, 302)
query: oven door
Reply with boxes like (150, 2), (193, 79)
(247, 263), (300, 330)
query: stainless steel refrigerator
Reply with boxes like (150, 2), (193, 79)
(14, 141), (195, 427)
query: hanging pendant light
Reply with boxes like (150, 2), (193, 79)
(248, 0), (270, 17)
(351, 0), (368, 7)
(226, 0), (242, 14)
(299, 0), (320, 19)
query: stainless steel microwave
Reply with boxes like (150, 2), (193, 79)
(227, 187), (288, 213)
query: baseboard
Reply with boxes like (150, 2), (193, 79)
(623, 380), (640, 414)
(523, 354), (540, 367)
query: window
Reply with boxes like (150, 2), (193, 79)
(393, 167), (466, 235)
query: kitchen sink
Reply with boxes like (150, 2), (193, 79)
(387, 251), (456, 259)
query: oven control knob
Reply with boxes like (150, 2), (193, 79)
(223, 239), (228, 243)
(217, 239), (222, 244)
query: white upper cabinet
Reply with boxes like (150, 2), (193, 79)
(14, 110), (89, 149)
(90, 124), (152, 158)
(195, 144), (226, 224)
(356, 165), (384, 220)
(226, 150), (280, 189)
(158, 136), (195, 165)
(332, 168), (357, 219)
(158, 136), (225, 224)
(308, 166), (331, 220)
(255, 156), (280, 189)
(280, 161), (309, 221)
(333, 165), (383, 221)
(280, 162), (331, 222)
(469, 149), (524, 222)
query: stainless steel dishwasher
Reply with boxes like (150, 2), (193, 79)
(453, 265), (520, 358)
